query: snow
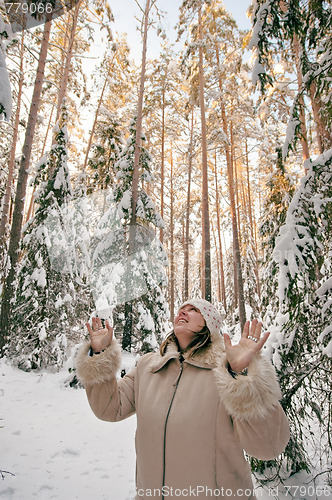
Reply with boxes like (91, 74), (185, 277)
(117, 189), (132, 218)
(282, 103), (301, 160)
(251, 59), (266, 87)
(53, 169), (65, 190)
(0, 47), (12, 121)
(167, 60), (178, 74)
(322, 339), (332, 358)
(1, 358), (330, 500)
(304, 147), (332, 169)
(38, 323), (47, 341)
(31, 267), (47, 288)
(0, 358), (137, 500)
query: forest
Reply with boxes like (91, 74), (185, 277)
(0, 0), (331, 490)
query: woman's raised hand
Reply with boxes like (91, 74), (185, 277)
(223, 319), (270, 373)
(85, 317), (113, 353)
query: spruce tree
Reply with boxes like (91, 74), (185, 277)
(249, 0), (332, 480)
(97, 120), (169, 354)
(271, 150), (332, 475)
(259, 148), (296, 327)
(8, 103), (88, 369)
(87, 110), (123, 192)
(249, 0), (332, 155)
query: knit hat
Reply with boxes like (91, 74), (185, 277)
(178, 298), (222, 336)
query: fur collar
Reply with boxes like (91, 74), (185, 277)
(150, 333), (225, 373)
(148, 333), (283, 420)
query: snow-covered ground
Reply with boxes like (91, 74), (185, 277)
(0, 357), (136, 500)
(1, 358), (331, 500)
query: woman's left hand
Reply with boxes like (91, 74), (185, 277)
(223, 319), (270, 373)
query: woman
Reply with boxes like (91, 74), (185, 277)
(76, 298), (289, 499)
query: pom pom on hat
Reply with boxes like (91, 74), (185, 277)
(178, 298), (222, 336)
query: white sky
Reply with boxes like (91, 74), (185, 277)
(108, 0), (252, 62)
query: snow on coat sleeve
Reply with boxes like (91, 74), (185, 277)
(214, 353), (290, 460)
(75, 339), (136, 422)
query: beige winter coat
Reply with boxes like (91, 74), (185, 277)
(76, 334), (289, 500)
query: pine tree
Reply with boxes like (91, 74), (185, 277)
(0, 13), (52, 352)
(259, 147), (296, 326)
(178, 0), (212, 302)
(82, 36), (132, 176)
(249, 0), (332, 479)
(102, 120), (169, 353)
(86, 109), (124, 192)
(202, 0), (247, 328)
(0, 31), (25, 265)
(269, 150), (332, 475)
(7, 103), (89, 369)
(0, 10), (12, 120)
(248, 0), (332, 157)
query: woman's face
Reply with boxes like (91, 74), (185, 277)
(173, 304), (206, 348)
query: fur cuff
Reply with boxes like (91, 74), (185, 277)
(75, 339), (122, 386)
(214, 354), (282, 421)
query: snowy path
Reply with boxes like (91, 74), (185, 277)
(1, 359), (331, 500)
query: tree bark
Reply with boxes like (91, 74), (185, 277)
(198, 5), (211, 302)
(169, 149), (175, 322)
(123, 0), (151, 350)
(131, 0), (151, 228)
(183, 109), (194, 301)
(245, 132), (260, 300)
(221, 101), (246, 330)
(292, 34), (310, 164)
(231, 125), (242, 250)
(0, 15), (52, 353)
(54, 1), (81, 125)
(160, 89), (165, 244)
(214, 150), (226, 311)
(24, 103), (55, 224)
(308, 81), (332, 153)
(214, 41), (246, 330)
(211, 220), (221, 304)
(0, 32), (25, 261)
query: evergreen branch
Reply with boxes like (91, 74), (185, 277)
(281, 360), (322, 407)
(304, 469), (332, 483)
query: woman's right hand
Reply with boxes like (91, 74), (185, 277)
(85, 317), (113, 353)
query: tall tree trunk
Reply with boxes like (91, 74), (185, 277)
(160, 89), (165, 244)
(0, 32), (25, 262)
(214, 150), (226, 311)
(169, 150), (175, 323)
(82, 75), (109, 171)
(24, 103), (55, 224)
(131, 0), (151, 227)
(308, 81), (332, 153)
(123, 0), (152, 350)
(54, 1), (81, 124)
(292, 34), (310, 164)
(183, 109), (194, 301)
(245, 132), (260, 300)
(122, 301), (132, 351)
(211, 221), (221, 303)
(215, 42), (246, 330)
(231, 125), (242, 250)
(0, 15), (52, 353)
(198, 5), (211, 302)
(221, 102), (246, 330)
